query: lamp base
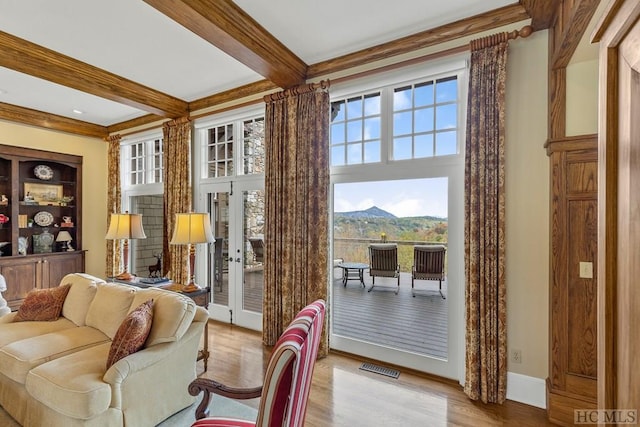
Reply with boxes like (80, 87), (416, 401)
(181, 282), (201, 293)
(115, 271), (135, 281)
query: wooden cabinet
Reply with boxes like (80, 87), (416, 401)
(0, 252), (85, 310)
(546, 135), (598, 426)
(0, 144), (84, 310)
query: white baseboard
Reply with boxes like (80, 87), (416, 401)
(506, 371), (546, 409)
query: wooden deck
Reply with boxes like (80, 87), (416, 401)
(332, 271), (448, 359)
(211, 268), (448, 359)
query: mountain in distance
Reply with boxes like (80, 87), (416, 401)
(336, 206), (396, 219)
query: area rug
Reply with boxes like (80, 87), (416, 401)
(0, 394), (258, 426)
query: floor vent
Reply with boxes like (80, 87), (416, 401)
(359, 362), (400, 379)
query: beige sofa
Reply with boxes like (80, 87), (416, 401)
(0, 273), (208, 427)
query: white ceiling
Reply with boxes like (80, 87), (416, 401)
(0, 0), (515, 127)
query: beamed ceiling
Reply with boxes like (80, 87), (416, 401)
(0, 0), (560, 139)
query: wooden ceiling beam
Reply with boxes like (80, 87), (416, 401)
(307, 4), (530, 79)
(520, 0), (558, 30)
(0, 30), (188, 118)
(0, 102), (108, 138)
(550, 0), (602, 69)
(143, 0), (307, 89)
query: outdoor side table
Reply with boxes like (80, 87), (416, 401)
(338, 262), (368, 287)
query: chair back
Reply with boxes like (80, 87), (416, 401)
(369, 244), (399, 277)
(255, 300), (325, 427)
(413, 245), (446, 279)
(249, 237), (265, 263)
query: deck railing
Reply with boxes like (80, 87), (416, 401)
(333, 238), (447, 274)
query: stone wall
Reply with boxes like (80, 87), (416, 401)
(132, 195), (164, 278)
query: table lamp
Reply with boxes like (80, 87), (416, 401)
(55, 230), (73, 251)
(170, 212), (215, 292)
(105, 212), (147, 281)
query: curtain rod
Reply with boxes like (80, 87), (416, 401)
(329, 25), (534, 87)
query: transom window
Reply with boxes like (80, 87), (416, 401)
(125, 137), (163, 186)
(330, 74), (460, 166)
(393, 76), (458, 159)
(330, 93), (381, 166)
(203, 116), (265, 178)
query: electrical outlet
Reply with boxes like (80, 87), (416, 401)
(511, 349), (522, 364)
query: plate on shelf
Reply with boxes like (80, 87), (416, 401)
(33, 211), (54, 227)
(34, 164), (53, 181)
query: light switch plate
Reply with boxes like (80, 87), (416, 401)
(579, 262), (593, 279)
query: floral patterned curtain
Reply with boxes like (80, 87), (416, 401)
(263, 81), (330, 357)
(162, 117), (192, 285)
(464, 33), (509, 404)
(105, 134), (122, 278)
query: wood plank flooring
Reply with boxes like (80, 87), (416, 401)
(197, 321), (556, 426)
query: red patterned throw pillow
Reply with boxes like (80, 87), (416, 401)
(14, 284), (71, 322)
(106, 299), (154, 369)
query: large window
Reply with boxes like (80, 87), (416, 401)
(120, 132), (165, 278)
(330, 74), (460, 166)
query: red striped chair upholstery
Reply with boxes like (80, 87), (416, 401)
(368, 243), (400, 294)
(412, 245), (446, 298)
(190, 299), (326, 427)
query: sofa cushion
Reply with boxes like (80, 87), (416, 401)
(14, 284), (71, 322)
(129, 287), (197, 346)
(86, 283), (135, 339)
(0, 326), (110, 384)
(61, 273), (103, 326)
(0, 317), (76, 348)
(25, 342), (112, 420)
(106, 299), (154, 369)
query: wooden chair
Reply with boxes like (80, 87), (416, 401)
(189, 299), (326, 427)
(248, 237), (264, 264)
(412, 245), (446, 298)
(368, 243), (400, 294)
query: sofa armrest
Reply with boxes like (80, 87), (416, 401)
(102, 318), (205, 418)
(0, 312), (17, 323)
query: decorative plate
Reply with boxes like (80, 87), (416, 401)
(33, 211), (54, 227)
(34, 164), (53, 181)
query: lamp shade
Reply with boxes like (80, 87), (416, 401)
(105, 213), (147, 240)
(170, 213), (215, 245)
(56, 230), (72, 242)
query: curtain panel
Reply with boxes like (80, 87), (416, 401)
(263, 81), (330, 357)
(464, 34), (509, 404)
(162, 117), (192, 285)
(105, 134), (122, 278)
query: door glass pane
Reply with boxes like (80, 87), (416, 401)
(243, 189), (264, 314)
(333, 178), (449, 360)
(208, 192), (230, 306)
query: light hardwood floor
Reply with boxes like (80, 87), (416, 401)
(196, 320), (556, 426)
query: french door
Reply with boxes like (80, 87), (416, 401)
(199, 179), (264, 330)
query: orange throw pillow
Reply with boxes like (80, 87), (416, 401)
(14, 284), (71, 322)
(106, 299), (154, 369)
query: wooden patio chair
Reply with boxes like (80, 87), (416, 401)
(248, 237), (264, 264)
(412, 245), (446, 298)
(368, 243), (400, 294)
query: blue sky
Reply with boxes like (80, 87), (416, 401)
(334, 177), (448, 218)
